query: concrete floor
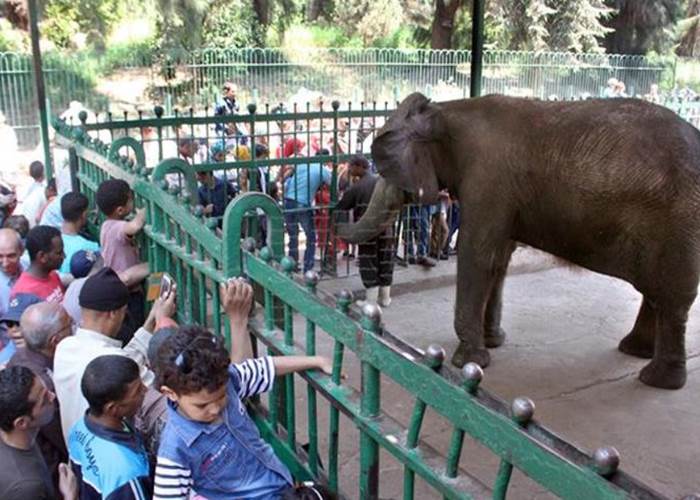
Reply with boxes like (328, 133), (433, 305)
(310, 247), (700, 499)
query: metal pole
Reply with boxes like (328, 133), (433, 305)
(28, 0), (53, 178)
(470, 0), (485, 98)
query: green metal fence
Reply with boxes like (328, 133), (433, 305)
(53, 115), (678, 499)
(2, 48), (674, 149)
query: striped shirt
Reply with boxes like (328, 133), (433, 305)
(154, 357), (291, 500)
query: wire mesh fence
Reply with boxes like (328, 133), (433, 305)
(0, 47), (676, 149)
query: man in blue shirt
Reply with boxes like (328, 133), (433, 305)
(283, 162), (332, 272)
(214, 82), (247, 145)
(196, 170), (238, 219)
(60, 192), (100, 275)
(68, 354), (151, 499)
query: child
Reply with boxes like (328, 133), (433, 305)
(95, 179), (146, 342)
(60, 192), (100, 274)
(152, 279), (332, 500)
(68, 354), (152, 499)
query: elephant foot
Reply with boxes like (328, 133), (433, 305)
(485, 327), (506, 348)
(451, 342), (490, 369)
(639, 359), (686, 390)
(618, 332), (654, 359)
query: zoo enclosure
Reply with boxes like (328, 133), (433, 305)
(1, 47), (674, 148)
(51, 114), (678, 500)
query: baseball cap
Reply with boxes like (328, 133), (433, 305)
(70, 249), (102, 278)
(1, 293), (43, 323)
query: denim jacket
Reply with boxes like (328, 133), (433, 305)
(154, 357), (292, 500)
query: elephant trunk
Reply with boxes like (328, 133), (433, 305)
(336, 177), (404, 244)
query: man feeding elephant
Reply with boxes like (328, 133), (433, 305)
(337, 92), (700, 390)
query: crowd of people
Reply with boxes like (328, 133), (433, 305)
(0, 159), (338, 499)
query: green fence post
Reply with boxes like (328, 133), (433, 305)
(359, 304), (382, 500)
(304, 271), (320, 475)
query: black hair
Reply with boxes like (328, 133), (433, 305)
(0, 366), (35, 431)
(154, 325), (229, 396)
(348, 155), (370, 170)
(61, 192), (90, 223)
(82, 355), (140, 417)
(281, 484), (337, 500)
(96, 179), (131, 216)
(46, 178), (57, 193)
(148, 327), (176, 367)
(316, 148), (330, 156)
(29, 161), (44, 181)
(254, 143), (269, 158)
(25, 224), (61, 261)
(3, 214), (30, 239)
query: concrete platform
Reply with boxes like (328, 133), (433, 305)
(310, 246), (700, 498)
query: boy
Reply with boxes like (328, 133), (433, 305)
(60, 192), (99, 274)
(95, 179), (146, 341)
(11, 225), (65, 303)
(68, 354), (151, 499)
(153, 279), (332, 500)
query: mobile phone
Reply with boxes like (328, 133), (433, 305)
(160, 273), (174, 299)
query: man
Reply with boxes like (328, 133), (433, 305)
(0, 365), (77, 500)
(59, 192), (99, 274)
(8, 302), (72, 492)
(17, 161), (46, 228)
(284, 160), (332, 273)
(53, 267), (176, 440)
(336, 155), (395, 308)
(214, 81), (247, 144)
(0, 228), (24, 360)
(0, 293), (43, 364)
(11, 225), (65, 303)
(39, 193), (65, 229)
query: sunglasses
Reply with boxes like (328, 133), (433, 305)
(174, 335), (219, 374)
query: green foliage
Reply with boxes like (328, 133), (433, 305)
(333, 0), (406, 45)
(41, 0), (127, 49)
(0, 19), (28, 52)
(202, 0), (264, 47)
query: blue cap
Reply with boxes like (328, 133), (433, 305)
(1, 293), (43, 323)
(70, 250), (102, 278)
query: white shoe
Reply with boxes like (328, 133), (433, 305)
(355, 287), (378, 307)
(378, 286), (392, 307)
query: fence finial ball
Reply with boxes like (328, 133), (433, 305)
(338, 289), (353, 301)
(304, 270), (320, 287)
(462, 362), (483, 386)
(425, 344), (445, 369)
(593, 447), (620, 477)
(331, 100), (340, 111)
(242, 237), (257, 252)
(280, 256), (296, 274)
(259, 246), (272, 262)
(154, 105), (164, 118)
(78, 110), (88, 124)
(511, 397), (535, 424)
(361, 303), (382, 325)
(247, 103), (257, 115)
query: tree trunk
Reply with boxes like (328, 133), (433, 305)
(253, 0), (270, 25)
(307, 0), (325, 21)
(4, 0), (29, 31)
(677, 0), (700, 57)
(430, 0), (463, 49)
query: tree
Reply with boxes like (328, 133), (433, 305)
(677, 0), (700, 57)
(547, 0), (611, 52)
(602, 0), (684, 54)
(430, 0), (463, 49)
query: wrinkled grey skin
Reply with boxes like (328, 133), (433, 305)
(337, 92), (700, 390)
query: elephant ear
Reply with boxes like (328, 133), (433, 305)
(372, 92), (446, 204)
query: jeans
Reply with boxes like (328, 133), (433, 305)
(407, 205), (431, 257)
(284, 198), (316, 272)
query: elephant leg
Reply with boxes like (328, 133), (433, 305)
(618, 297), (656, 359)
(451, 231), (511, 369)
(638, 295), (694, 390)
(484, 241), (515, 349)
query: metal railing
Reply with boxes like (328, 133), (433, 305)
(2, 48), (673, 149)
(53, 117), (676, 499)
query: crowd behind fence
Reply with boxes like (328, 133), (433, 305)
(1, 47), (678, 149)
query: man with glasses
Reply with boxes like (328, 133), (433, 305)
(8, 301), (73, 492)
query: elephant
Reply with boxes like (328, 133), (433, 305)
(337, 92), (700, 390)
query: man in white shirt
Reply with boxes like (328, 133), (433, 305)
(53, 266), (176, 440)
(17, 161), (46, 227)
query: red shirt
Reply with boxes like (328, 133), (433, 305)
(11, 271), (65, 303)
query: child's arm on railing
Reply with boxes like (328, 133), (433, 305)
(273, 355), (332, 376)
(222, 278), (254, 364)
